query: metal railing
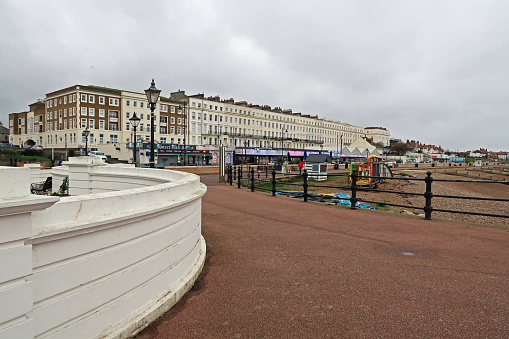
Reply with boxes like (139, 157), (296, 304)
(225, 165), (509, 220)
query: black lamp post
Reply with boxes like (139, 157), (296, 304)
(129, 112), (141, 166)
(178, 103), (187, 166)
(145, 79), (161, 168)
(83, 127), (90, 155)
(244, 140), (247, 163)
(281, 127), (287, 160)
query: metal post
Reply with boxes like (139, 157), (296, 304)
(424, 171), (433, 220)
(133, 127), (137, 166)
(303, 169), (308, 202)
(150, 109), (155, 168)
(350, 171), (358, 209)
(251, 168), (255, 192)
(237, 166), (242, 189)
(233, 165), (237, 181)
(271, 168), (276, 196)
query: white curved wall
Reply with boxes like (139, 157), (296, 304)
(0, 158), (207, 339)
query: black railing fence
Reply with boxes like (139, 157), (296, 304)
(225, 165), (509, 220)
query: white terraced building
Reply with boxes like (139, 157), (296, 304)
(8, 85), (389, 163)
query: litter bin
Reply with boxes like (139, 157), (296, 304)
(334, 163), (339, 170)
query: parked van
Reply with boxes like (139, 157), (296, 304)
(88, 151), (107, 161)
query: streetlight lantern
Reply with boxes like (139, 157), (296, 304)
(129, 112), (141, 166)
(145, 79), (161, 168)
(82, 127), (90, 155)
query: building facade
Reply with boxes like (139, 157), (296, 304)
(8, 85), (390, 159)
(9, 85), (185, 151)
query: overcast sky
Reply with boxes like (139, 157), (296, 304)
(1, 0), (508, 151)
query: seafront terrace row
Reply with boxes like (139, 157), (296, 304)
(0, 158), (206, 339)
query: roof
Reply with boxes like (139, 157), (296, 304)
(0, 126), (8, 134)
(305, 154), (331, 163)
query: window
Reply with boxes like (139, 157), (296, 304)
(99, 120), (104, 129)
(171, 117), (175, 124)
(81, 94), (87, 102)
(126, 112), (130, 118)
(109, 123), (118, 131)
(110, 135), (118, 143)
(192, 112), (196, 119)
(177, 118), (182, 124)
(126, 100), (130, 106)
(126, 123), (130, 131)
(140, 114), (144, 120)
(140, 124), (144, 132)
(99, 96), (105, 104)
(160, 116), (167, 123)
(73, 94), (76, 102)
(73, 107), (76, 116)
(140, 102), (144, 108)
(99, 109), (105, 117)
(89, 119), (94, 129)
(81, 119), (86, 128)
(89, 95), (94, 103)
(171, 106), (175, 113)
(198, 103), (201, 108)
(192, 102), (196, 107)
(109, 98), (113, 105)
(89, 108), (95, 116)
(133, 101), (137, 107)
(99, 134), (104, 143)
(178, 127), (182, 134)
(170, 126), (175, 134)
(109, 111), (119, 119)
(159, 127), (166, 134)
(81, 107), (87, 116)
(160, 137), (166, 143)
(64, 109), (67, 117)
(64, 97), (67, 104)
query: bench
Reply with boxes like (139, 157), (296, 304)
(31, 177), (52, 195)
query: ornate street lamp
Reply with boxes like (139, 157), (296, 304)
(178, 103), (187, 166)
(129, 112), (141, 166)
(145, 79), (161, 168)
(281, 127), (287, 160)
(83, 127), (90, 155)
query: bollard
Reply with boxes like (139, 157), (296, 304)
(424, 171), (433, 220)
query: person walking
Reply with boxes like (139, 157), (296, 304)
(298, 160), (304, 174)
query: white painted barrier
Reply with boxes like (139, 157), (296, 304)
(0, 158), (207, 339)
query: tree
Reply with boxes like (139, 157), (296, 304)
(391, 142), (409, 156)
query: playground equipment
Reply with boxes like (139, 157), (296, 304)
(349, 155), (393, 187)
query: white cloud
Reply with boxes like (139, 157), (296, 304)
(0, 0), (508, 150)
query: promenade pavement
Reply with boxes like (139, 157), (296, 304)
(137, 175), (509, 338)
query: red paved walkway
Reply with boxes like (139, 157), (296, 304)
(137, 175), (509, 338)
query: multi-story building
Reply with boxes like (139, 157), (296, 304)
(364, 127), (391, 147)
(8, 84), (390, 163)
(178, 91), (370, 151)
(9, 85), (185, 150)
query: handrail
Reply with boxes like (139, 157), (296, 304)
(226, 165), (509, 220)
